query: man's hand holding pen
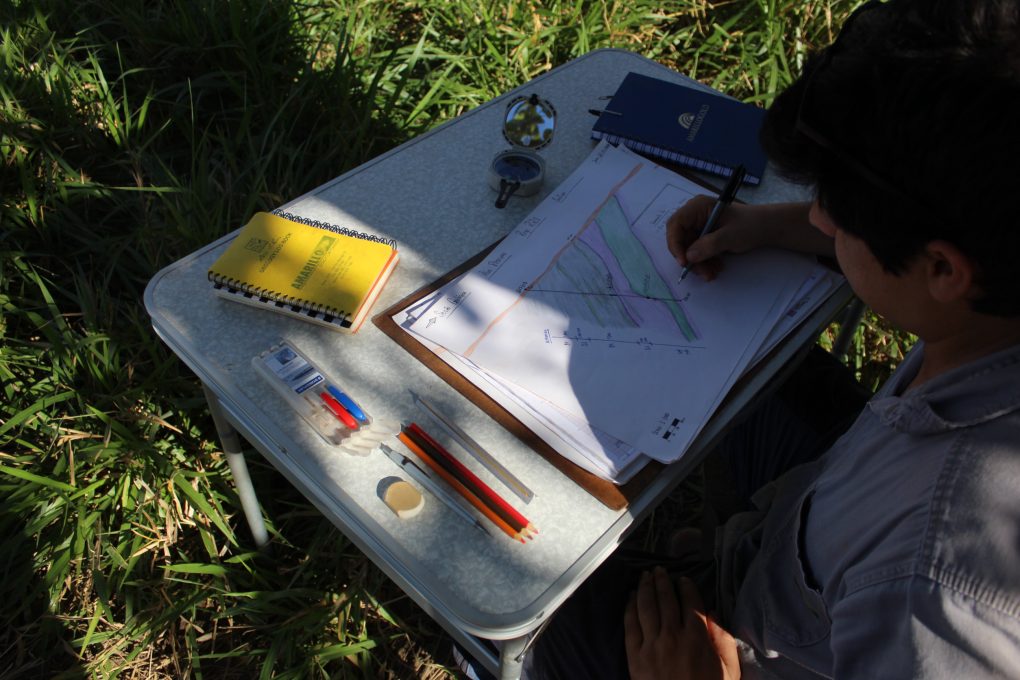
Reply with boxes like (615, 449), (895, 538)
(667, 196), (764, 282)
(668, 194), (837, 281)
(670, 165), (749, 283)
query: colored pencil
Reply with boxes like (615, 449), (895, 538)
(402, 428), (530, 540)
(396, 431), (527, 543)
(402, 424), (524, 532)
(400, 425), (525, 535)
(406, 423), (537, 536)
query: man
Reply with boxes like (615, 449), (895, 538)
(535, 0), (1020, 677)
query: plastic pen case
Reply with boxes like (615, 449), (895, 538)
(252, 340), (373, 449)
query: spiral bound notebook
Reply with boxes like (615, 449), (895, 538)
(591, 71), (767, 184)
(208, 211), (399, 333)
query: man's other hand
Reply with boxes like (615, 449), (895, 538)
(623, 567), (740, 680)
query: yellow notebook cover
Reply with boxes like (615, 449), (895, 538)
(208, 211), (398, 332)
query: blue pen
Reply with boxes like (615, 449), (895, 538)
(326, 385), (368, 423)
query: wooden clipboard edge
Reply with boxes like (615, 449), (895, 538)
(372, 242), (663, 511)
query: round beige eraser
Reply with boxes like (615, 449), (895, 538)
(383, 480), (424, 518)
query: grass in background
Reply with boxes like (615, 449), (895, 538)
(1, 0), (906, 677)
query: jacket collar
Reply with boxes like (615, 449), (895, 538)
(868, 341), (1020, 434)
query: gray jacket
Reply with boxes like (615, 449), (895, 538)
(719, 341), (1020, 678)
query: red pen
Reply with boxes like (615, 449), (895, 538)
(319, 391), (359, 429)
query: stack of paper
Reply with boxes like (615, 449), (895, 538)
(393, 142), (841, 484)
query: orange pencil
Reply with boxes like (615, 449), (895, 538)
(396, 432), (527, 543)
(403, 424), (523, 530)
(403, 424), (533, 539)
(408, 423), (538, 536)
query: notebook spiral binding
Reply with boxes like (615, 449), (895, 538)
(208, 210), (398, 331)
(208, 275), (346, 316)
(272, 209), (398, 249)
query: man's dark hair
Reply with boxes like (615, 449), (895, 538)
(760, 0), (1020, 316)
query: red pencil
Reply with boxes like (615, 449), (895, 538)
(396, 431), (527, 543)
(407, 423), (537, 537)
(402, 425), (527, 537)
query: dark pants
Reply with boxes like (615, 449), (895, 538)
(528, 347), (870, 680)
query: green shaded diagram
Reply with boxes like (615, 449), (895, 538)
(528, 194), (699, 342)
(545, 240), (640, 327)
(593, 196), (698, 341)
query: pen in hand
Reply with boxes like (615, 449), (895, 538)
(677, 164), (747, 282)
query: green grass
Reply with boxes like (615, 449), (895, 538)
(1, 0), (908, 677)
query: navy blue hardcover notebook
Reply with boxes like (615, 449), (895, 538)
(591, 72), (767, 184)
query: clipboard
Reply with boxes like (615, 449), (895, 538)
(373, 242), (664, 511)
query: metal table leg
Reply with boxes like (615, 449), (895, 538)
(203, 385), (270, 547)
(499, 635), (529, 680)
